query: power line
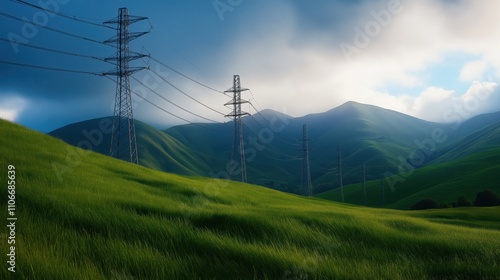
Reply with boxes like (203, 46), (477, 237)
(129, 87), (192, 124)
(133, 89), (226, 134)
(103, 76), (225, 134)
(131, 76), (220, 123)
(149, 23), (226, 91)
(243, 112), (298, 145)
(0, 59), (101, 75)
(248, 103), (271, 128)
(0, 12), (111, 47)
(9, 0), (116, 30)
(247, 114), (268, 129)
(0, 38), (109, 63)
(147, 68), (226, 116)
(248, 90), (275, 127)
(150, 56), (225, 95)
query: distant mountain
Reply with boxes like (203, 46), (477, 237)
(49, 118), (211, 176)
(453, 111), (500, 137)
(432, 122), (500, 164)
(425, 111), (500, 164)
(50, 102), (500, 196)
(164, 101), (447, 193)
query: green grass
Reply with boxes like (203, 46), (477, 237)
(1, 119), (500, 279)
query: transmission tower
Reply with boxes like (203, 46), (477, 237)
(224, 75), (249, 183)
(103, 8), (148, 164)
(362, 162), (367, 206)
(338, 145), (344, 202)
(300, 124), (313, 196)
(381, 178), (385, 206)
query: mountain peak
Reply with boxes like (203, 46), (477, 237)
(252, 109), (292, 120)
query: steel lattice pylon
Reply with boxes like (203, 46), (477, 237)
(300, 124), (312, 196)
(103, 8), (148, 164)
(225, 75), (250, 183)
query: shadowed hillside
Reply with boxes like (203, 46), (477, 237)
(50, 102), (500, 197)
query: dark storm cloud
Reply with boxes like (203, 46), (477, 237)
(1, 0), (499, 131)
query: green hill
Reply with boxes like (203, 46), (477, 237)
(49, 117), (211, 176)
(165, 101), (500, 196)
(49, 102), (500, 199)
(316, 147), (500, 209)
(1, 119), (500, 279)
(165, 101), (445, 193)
(432, 122), (500, 164)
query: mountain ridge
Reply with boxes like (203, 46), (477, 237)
(49, 101), (500, 196)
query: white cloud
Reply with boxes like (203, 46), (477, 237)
(460, 60), (488, 82)
(407, 87), (455, 121)
(214, 0), (500, 123)
(0, 110), (17, 122)
(376, 82), (499, 123)
(0, 96), (27, 122)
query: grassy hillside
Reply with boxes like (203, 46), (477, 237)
(1, 119), (500, 279)
(316, 148), (500, 209)
(433, 122), (500, 164)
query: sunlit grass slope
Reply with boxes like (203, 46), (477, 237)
(1, 119), (499, 279)
(316, 148), (500, 210)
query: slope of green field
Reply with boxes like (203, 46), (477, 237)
(1, 119), (500, 279)
(433, 122), (500, 164)
(316, 148), (500, 210)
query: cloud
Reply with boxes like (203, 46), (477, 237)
(0, 110), (18, 122)
(395, 82), (498, 123)
(0, 96), (27, 122)
(211, 0), (500, 123)
(405, 87), (455, 122)
(460, 60), (488, 82)
(2, 0), (500, 130)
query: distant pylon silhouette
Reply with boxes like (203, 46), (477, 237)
(103, 8), (148, 163)
(225, 75), (249, 183)
(300, 124), (312, 196)
(338, 145), (344, 202)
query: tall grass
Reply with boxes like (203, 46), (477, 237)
(1, 120), (499, 279)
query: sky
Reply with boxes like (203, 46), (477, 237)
(1, 0), (500, 132)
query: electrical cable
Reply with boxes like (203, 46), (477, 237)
(102, 76), (226, 134)
(147, 68), (226, 116)
(0, 38), (109, 63)
(150, 56), (226, 95)
(149, 22), (226, 92)
(0, 59), (101, 75)
(9, 0), (116, 30)
(0, 12), (111, 47)
(248, 113), (268, 129)
(248, 90), (273, 125)
(131, 76), (220, 123)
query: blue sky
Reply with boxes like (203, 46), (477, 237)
(1, 0), (499, 132)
